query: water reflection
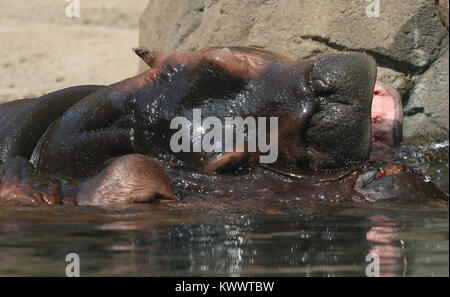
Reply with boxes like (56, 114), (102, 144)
(367, 215), (406, 277)
(0, 205), (448, 276)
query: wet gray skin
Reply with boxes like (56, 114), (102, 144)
(0, 85), (105, 164)
(25, 48), (377, 178)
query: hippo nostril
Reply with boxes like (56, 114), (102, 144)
(311, 79), (334, 98)
(316, 89), (335, 98)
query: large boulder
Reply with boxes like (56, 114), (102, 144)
(403, 36), (449, 142)
(139, 0), (449, 143)
(435, 0), (449, 29)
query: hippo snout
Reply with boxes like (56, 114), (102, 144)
(303, 52), (377, 170)
(309, 52), (377, 104)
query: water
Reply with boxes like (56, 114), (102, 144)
(395, 140), (449, 194)
(0, 143), (448, 277)
(0, 204), (448, 277)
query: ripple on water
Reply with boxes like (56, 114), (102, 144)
(396, 141), (449, 194)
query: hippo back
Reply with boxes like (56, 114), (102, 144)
(0, 85), (105, 164)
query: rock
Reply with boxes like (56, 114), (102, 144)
(403, 36), (449, 143)
(139, 0), (449, 143)
(435, 0), (449, 29)
(139, 0), (447, 68)
(376, 67), (414, 99)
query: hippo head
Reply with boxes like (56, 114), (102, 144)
(134, 47), (378, 173)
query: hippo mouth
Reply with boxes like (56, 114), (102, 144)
(303, 76), (403, 171)
(370, 81), (403, 160)
(268, 78), (403, 178)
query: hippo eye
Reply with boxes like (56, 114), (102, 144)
(311, 79), (334, 98)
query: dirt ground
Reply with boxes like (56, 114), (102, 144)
(0, 0), (148, 103)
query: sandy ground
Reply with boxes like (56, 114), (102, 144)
(0, 0), (149, 103)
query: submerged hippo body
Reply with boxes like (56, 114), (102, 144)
(0, 47), (446, 207)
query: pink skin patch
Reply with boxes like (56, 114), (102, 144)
(370, 81), (403, 161)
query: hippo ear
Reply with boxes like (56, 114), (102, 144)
(134, 47), (156, 67)
(134, 47), (269, 80)
(133, 47), (199, 70)
(133, 48), (202, 71)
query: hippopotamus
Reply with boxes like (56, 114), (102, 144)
(0, 46), (446, 208)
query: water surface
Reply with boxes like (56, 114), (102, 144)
(0, 143), (448, 277)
